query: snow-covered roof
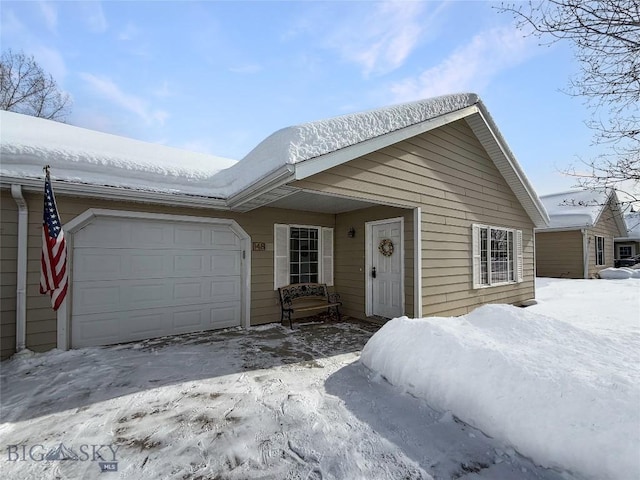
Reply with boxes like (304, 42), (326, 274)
(618, 211), (640, 240)
(0, 110), (237, 197)
(1, 93), (547, 225)
(538, 189), (625, 233)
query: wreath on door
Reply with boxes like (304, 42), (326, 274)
(378, 238), (394, 257)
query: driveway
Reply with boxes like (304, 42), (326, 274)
(1, 320), (567, 479)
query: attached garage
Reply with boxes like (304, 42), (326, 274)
(64, 210), (250, 348)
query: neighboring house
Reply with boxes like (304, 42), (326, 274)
(0, 93), (549, 359)
(614, 210), (640, 260)
(535, 190), (627, 279)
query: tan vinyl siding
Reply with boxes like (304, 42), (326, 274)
(586, 201), (620, 277)
(535, 230), (584, 278)
(295, 118), (537, 317)
(1, 190), (18, 359)
(10, 191), (335, 351)
(334, 206), (413, 320)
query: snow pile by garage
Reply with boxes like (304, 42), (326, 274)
(361, 300), (640, 480)
(0, 93), (478, 198)
(598, 267), (640, 279)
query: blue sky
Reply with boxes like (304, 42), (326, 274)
(1, 1), (605, 195)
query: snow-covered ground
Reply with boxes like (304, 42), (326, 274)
(362, 278), (640, 480)
(1, 278), (637, 479)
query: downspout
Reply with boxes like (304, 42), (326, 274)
(10, 185), (28, 352)
(581, 229), (589, 279)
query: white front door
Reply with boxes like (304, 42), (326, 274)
(369, 219), (404, 319)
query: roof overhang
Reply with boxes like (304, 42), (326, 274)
(0, 176), (229, 210)
(281, 103), (550, 228)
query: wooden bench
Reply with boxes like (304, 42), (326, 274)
(278, 283), (342, 328)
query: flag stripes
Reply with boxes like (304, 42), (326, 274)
(39, 168), (68, 311)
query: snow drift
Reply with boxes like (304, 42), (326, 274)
(361, 304), (640, 480)
(598, 267), (640, 279)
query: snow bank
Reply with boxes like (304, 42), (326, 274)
(598, 267), (640, 279)
(361, 304), (640, 480)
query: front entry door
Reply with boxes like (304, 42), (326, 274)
(370, 219), (403, 319)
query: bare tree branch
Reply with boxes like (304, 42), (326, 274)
(498, 1), (639, 198)
(0, 49), (71, 121)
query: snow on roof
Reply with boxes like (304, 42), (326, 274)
(1, 94), (479, 199)
(0, 110), (237, 197)
(622, 211), (640, 239)
(539, 189), (611, 229)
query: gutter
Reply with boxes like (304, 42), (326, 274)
(226, 164), (296, 210)
(1, 176), (229, 210)
(10, 185), (28, 352)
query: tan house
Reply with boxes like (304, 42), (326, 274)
(535, 190), (627, 278)
(0, 93), (549, 359)
(614, 211), (640, 262)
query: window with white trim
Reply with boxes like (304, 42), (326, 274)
(595, 236), (605, 265)
(472, 224), (523, 288)
(274, 224), (333, 289)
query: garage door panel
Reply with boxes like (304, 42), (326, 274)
(174, 226), (207, 246)
(211, 304), (242, 328)
(210, 277), (241, 301)
(73, 313), (122, 347)
(71, 215), (244, 348)
(174, 281), (203, 300)
(212, 229), (241, 248)
(211, 251), (241, 274)
(73, 252), (123, 280)
(172, 309), (206, 330)
(174, 254), (206, 274)
(74, 284), (121, 310)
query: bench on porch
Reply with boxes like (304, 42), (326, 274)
(278, 283), (342, 328)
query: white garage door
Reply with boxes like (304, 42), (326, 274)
(71, 215), (243, 348)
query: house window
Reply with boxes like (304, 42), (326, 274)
(618, 245), (633, 259)
(289, 227), (319, 284)
(472, 224), (523, 288)
(595, 236), (605, 265)
(274, 224), (333, 289)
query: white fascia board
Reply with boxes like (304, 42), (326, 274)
(293, 106), (479, 181)
(226, 164), (296, 210)
(0, 176), (229, 210)
(473, 104), (550, 228)
(535, 226), (587, 233)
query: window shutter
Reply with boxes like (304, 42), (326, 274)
(472, 224), (482, 289)
(321, 227), (334, 286)
(516, 230), (524, 283)
(274, 224), (289, 289)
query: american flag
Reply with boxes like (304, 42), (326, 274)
(40, 167), (68, 310)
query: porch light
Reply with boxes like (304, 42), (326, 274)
(347, 227), (356, 238)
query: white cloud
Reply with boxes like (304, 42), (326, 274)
(324, 0), (431, 76)
(390, 26), (538, 102)
(79, 2), (108, 33)
(80, 73), (169, 125)
(33, 46), (67, 84)
(38, 1), (57, 32)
